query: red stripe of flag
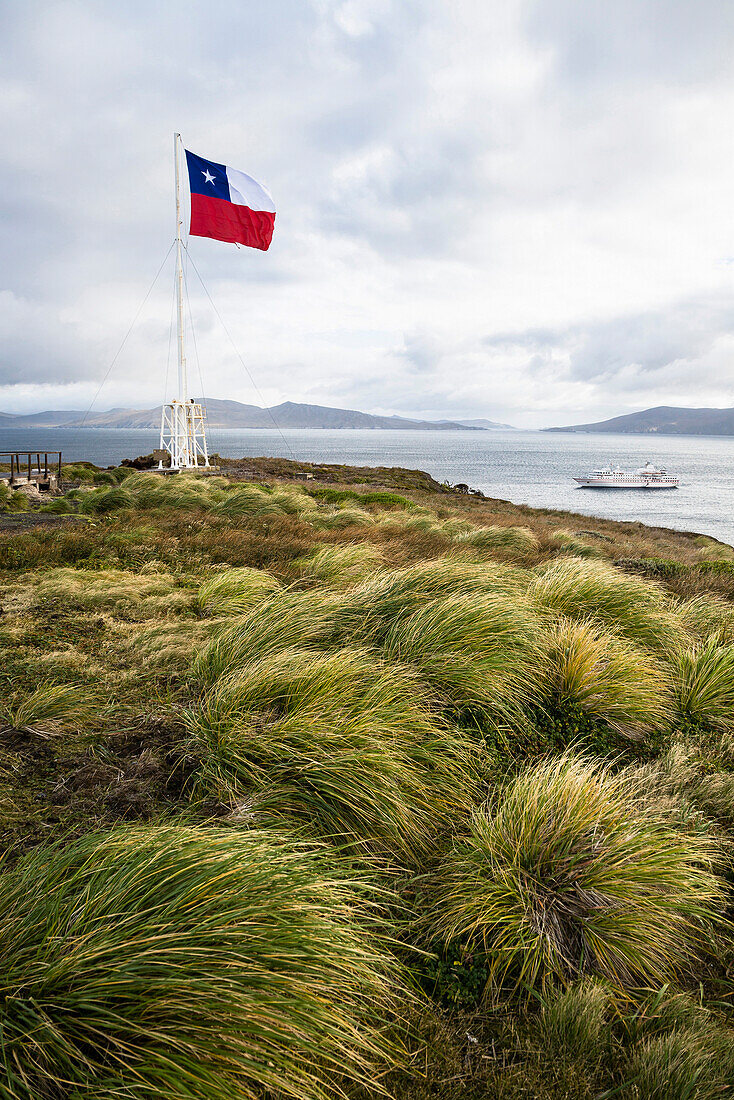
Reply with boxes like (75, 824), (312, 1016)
(190, 193), (275, 250)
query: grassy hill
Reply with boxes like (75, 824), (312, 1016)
(1, 459), (734, 1099)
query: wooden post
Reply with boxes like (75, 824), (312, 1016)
(27, 453), (31, 481)
(58, 452), (62, 488)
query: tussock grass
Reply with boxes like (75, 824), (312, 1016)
(292, 543), (384, 587)
(627, 742), (734, 829)
(381, 593), (541, 718)
(0, 489), (29, 514)
(344, 558), (529, 640)
(624, 1025), (734, 1100)
(537, 979), (612, 1066)
(77, 485), (135, 514)
(529, 557), (676, 649)
(671, 638), (734, 729)
(313, 507), (375, 529)
(214, 484), (283, 517)
(454, 524), (540, 558)
(0, 680), (99, 736)
(186, 648), (476, 862)
(423, 754), (727, 995)
(0, 825), (407, 1099)
(196, 566), (281, 616)
(194, 589), (346, 683)
(128, 618), (223, 671)
(676, 593), (734, 644)
(375, 511), (441, 535)
(550, 530), (604, 559)
(269, 487), (318, 515)
(30, 566), (193, 619)
(439, 518), (476, 538)
(541, 618), (672, 736)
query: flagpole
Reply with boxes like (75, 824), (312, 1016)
(159, 135), (210, 472)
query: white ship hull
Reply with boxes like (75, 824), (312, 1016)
(574, 476), (679, 489)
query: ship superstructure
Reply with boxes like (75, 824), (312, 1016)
(573, 462), (679, 489)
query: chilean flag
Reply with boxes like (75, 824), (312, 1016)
(185, 149), (275, 250)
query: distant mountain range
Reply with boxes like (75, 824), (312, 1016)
(545, 406), (734, 437)
(0, 400), (513, 431)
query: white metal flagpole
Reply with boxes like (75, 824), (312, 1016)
(174, 132), (188, 409)
(159, 133), (210, 472)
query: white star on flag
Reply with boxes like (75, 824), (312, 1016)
(202, 170), (216, 184)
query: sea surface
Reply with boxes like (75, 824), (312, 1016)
(3, 426), (734, 545)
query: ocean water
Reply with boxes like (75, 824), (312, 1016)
(3, 426), (734, 545)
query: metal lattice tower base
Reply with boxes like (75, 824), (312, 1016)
(158, 399), (210, 470)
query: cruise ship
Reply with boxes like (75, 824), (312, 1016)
(573, 462), (679, 489)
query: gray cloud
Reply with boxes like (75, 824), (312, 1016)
(1, 1), (733, 424)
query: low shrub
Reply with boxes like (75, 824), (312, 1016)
(0, 825), (407, 1099)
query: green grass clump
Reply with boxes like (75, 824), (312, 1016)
(186, 648), (476, 862)
(541, 618), (672, 737)
(193, 589), (345, 683)
(269, 487), (318, 514)
(671, 638), (734, 729)
(0, 825), (406, 1099)
(624, 1026), (734, 1100)
(344, 558), (529, 642)
(38, 497), (75, 514)
(0, 488), (30, 513)
(313, 507), (375, 529)
(423, 754), (727, 995)
(529, 557), (676, 649)
(196, 566), (281, 616)
(292, 544), (384, 587)
(214, 484), (283, 517)
(676, 593), (734, 644)
(61, 462), (97, 482)
(31, 566), (192, 619)
(78, 485), (135, 514)
(0, 680), (99, 736)
(550, 530), (604, 559)
(537, 979), (613, 1067)
(381, 592), (541, 720)
(455, 524), (540, 558)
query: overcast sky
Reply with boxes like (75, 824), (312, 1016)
(2, 0), (734, 428)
